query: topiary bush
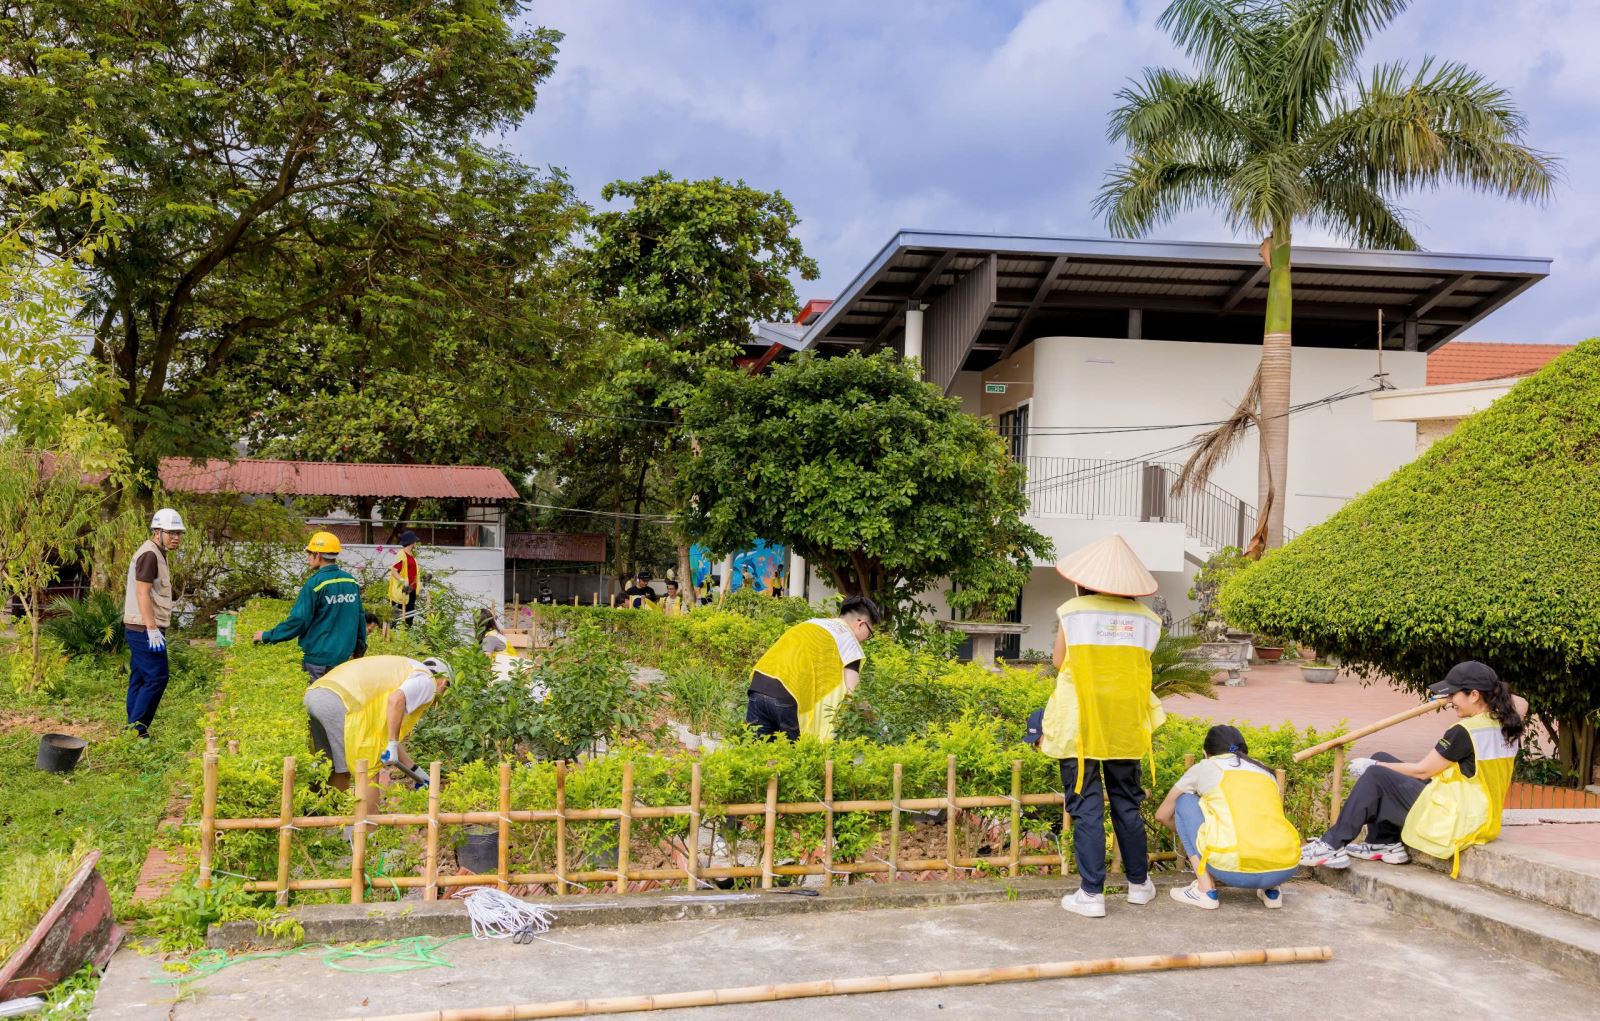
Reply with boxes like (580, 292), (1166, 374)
(1219, 339), (1600, 776)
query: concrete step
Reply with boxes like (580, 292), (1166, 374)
(1410, 823), (1600, 923)
(1315, 861), (1600, 986)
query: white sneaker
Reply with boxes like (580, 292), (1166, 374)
(1347, 841), (1409, 864)
(1300, 838), (1349, 869)
(1256, 888), (1284, 910)
(1170, 881), (1218, 910)
(1126, 878), (1156, 905)
(1060, 889), (1106, 918)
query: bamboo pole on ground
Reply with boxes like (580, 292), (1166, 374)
(275, 757), (296, 907)
(1330, 747), (1346, 825)
(199, 750), (219, 889)
(424, 761), (441, 901)
(945, 755), (958, 879)
(615, 762), (634, 894)
(823, 759), (835, 887)
(1294, 701), (1448, 761)
(888, 764), (902, 883)
(498, 761), (512, 891)
(760, 774), (778, 890)
(1009, 760), (1022, 877)
(351, 759), (369, 905)
(333, 947), (1334, 1021)
(686, 763), (701, 892)
(555, 762), (568, 896)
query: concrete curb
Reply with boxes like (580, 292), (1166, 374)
(1313, 861), (1600, 986)
(207, 877), (1110, 950)
(1411, 840), (1600, 922)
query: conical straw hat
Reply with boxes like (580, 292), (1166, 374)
(1054, 533), (1157, 597)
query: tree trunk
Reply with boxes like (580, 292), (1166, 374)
(675, 539), (693, 614)
(1257, 227), (1293, 551)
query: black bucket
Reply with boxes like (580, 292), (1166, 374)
(37, 733), (87, 773)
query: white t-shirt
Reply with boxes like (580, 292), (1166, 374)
(808, 617), (864, 669)
(398, 667), (439, 714)
(1170, 755), (1276, 798)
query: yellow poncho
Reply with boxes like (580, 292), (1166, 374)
(749, 618), (864, 741)
(310, 655), (433, 773)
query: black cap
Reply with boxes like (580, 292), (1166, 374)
(1024, 709), (1045, 746)
(398, 530), (420, 546)
(1428, 661), (1499, 696)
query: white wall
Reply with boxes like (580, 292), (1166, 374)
(1025, 336), (1425, 534)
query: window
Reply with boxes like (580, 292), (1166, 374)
(997, 402), (1030, 462)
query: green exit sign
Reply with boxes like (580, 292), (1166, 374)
(985, 383), (1007, 394)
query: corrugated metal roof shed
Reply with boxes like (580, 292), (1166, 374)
(159, 458), (519, 501)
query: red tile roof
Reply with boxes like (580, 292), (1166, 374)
(1426, 342), (1573, 386)
(505, 531), (607, 563)
(159, 458), (518, 501)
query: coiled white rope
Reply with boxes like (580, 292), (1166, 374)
(455, 887), (556, 941)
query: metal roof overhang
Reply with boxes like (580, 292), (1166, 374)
(796, 230), (1550, 387)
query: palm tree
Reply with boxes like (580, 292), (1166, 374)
(1096, 0), (1557, 553)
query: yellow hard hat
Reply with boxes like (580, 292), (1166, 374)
(305, 531), (342, 555)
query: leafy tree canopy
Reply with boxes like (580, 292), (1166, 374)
(675, 351), (1053, 623)
(1218, 341), (1600, 752)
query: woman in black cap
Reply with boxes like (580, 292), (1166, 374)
(1301, 661), (1526, 872)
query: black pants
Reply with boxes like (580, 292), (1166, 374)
(746, 690), (800, 741)
(1059, 759), (1149, 894)
(1323, 752), (1425, 847)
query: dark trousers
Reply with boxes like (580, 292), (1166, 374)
(746, 690), (800, 741)
(125, 626), (170, 736)
(1324, 752), (1425, 847)
(392, 593), (418, 626)
(301, 660), (332, 684)
(1059, 758), (1149, 894)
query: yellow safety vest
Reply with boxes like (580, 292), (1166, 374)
(1194, 757), (1301, 878)
(1057, 595), (1161, 790)
(1401, 713), (1518, 877)
(310, 655), (432, 773)
(749, 619), (862, 741)
(1038, 669), (1167, 760)
(387, 550), (417, 604)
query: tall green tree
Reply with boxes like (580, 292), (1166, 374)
(583, 172), (818, 603)
(0, 0), (572, 468)
(676, 352), (1052, 625)
(1096, 0), (1556, 552)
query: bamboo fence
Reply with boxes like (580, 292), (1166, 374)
(198, 745), (1182, 903)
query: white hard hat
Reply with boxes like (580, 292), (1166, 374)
(151, 508), (186, 532)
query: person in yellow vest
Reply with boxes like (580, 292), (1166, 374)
(1048, 533), (1162, 918)
(1155, 725), (1301, 909)
(660, 579), (684, 616)
(303, 654), (452, 815)
(746, 595), (880, 741)
(388, 531), (422, 627)
(1301, 661), (1526, 874)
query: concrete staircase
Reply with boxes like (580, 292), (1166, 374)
(1314, 835), (1600, 984)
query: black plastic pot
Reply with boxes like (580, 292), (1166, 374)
(454, 827), (499, 874)
(37, 733), (87, 773)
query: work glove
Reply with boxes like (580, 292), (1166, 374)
(413, 776), (429, 791)
(379, 740), (400, 766)
(146, 628), (166, 652)
(1347, 757), (1376, 779)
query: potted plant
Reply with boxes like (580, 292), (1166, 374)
(1254, 635), (1288, 662)
(1301, 661), (1339, 683)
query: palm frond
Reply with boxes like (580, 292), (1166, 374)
(1152, 632), (1219, 700)
(1173, 363), (1261, 496)
(1095, 150), (1237, 239)
(1223, 147), (1312, 235)
(1282, 0), (1411, 109)
(1107, 69), (1248, 150)
(1158, 0), (1279, 99)
(1303, 170), (1419, 249)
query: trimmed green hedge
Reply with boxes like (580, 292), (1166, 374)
(1219, 339), (1600, 723)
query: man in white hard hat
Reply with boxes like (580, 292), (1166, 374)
(1047, 532), (1163, 919)
(124, 508), (185, 736)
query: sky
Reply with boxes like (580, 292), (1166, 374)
(505, 0), (1600, 345)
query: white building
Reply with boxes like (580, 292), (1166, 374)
(1371, 341), (1573, 454)
(757, 231), (1550, 656)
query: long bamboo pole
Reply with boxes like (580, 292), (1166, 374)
(1294, 700), (1448, 761)
(498, 761), (512, 891)
(332, 947), (1333, 1021)
(351, 759), (369, 905)
(424, 761), (441, 901)
(615, 762), (634, 894)
(199, 750), (218, 890)
(274, 757), (296, 908)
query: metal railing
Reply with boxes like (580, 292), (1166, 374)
(1024, 456), (1296, 551)
(305, 517), (504, 550)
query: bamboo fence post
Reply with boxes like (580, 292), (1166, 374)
(227, 740), (239, 755)
(1330, 747), (1345, 825)
(274, 757), (296, 907)
(1111, 834), (1122, 877)
(555, 761), (568, 896)
(1275, 767), (1287, 789)
(498, 761), (512, 891)
(686, 763), (702, 892)
(760, 773), (778, 890)
(616, 762), (634, 894)
(206, 729), (218, 756)
(351, 759), (369, 905)
(199, 750), (219, 889)
(1009, 760), (1022, 878)
(888, 764), (902, 883)
(424, 761), (442, 901)
(823, 759), (835, 887)
(329, 946), (1335, 1021)
(945, 755), (958, 879)
(1179, 754), (1195, 857)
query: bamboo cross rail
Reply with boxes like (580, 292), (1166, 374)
(332, 946), (1333, 1021)
(1294, 700), (1449, 761)
(198, 750), (1180, 902)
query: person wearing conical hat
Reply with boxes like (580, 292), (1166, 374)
(1048, 532), (1162, 919)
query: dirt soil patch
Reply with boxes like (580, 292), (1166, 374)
(0, 709), (119, 741)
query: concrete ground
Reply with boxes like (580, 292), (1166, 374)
(93, 880), (1596, 1021)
